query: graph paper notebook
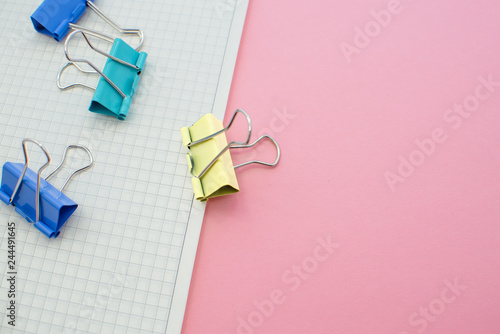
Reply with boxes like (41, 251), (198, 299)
(0, 0), (249, 333)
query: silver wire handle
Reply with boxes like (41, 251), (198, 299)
(69, 0), (144, 51)
(9, 139), (52, 223)
(57, 31), (112, 91)
(189, 109), (252, 178)
(59, 30), (141, 98)
(188, 109), (281, 178)
(57, 62), (98, 91)
(45, 145), (94, 192)
(233, 135), (281, 169)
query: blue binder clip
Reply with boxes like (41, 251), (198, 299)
(57, 30), (147, 120)
(31, 0), (144, 47)
(0, 139), (94, 238)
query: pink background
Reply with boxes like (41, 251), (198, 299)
(183, 0), (500, 333)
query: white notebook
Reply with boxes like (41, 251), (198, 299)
(0, 0), (248, 333)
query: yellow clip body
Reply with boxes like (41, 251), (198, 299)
(181, 114), (239, 201)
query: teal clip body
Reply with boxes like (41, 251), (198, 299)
(90, 39), (147, 120)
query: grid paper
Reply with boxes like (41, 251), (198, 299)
(0, 0), (248, 333)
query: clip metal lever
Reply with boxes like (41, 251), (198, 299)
(0, 139), (51, 223)
(187, 109), (281, 178)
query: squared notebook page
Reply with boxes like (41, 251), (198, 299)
(0, 0), (248, 333)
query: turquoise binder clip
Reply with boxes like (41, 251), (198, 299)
(57, 30), (147, 120)
(31, 0), (144, 47)
(0, 139), (94, 238)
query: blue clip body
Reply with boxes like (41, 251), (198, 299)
(89, 38), (148, 120)
(0, 163), (77, 238)
(31, 0), (94, 42)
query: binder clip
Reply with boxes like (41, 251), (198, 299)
(57, 30), (147, 120)
(0, 139), (94, 238)
(180, 109), (281, 201)
(31, 0), (144, 47)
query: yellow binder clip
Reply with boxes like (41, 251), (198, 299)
(180, 109), (281, 201)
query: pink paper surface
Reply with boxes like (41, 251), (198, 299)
(182, 1), (500, 333)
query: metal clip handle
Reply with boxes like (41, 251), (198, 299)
(9, 139), (52, 223)
(189, 109), (252, 178)
(233, 135), (281, 169)
(57, 62), (98, 91)
(60, 30), (140, 98)
(45, 145), (94, 192)
(68, 0), (144, 51)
